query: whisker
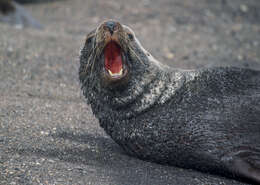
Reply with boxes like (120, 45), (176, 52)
(90, 42), (105, 77)
(85, 41), (100, 74)
(85, 52), (94, 71)
(90, 51), (98, 76)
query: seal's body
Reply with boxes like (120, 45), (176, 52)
(79, 20), (260, 184)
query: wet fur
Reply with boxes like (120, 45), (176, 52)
(79, 22), (260, 184)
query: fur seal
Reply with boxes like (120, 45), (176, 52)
(79, 20), (260, 184)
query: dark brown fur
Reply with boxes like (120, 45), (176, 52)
(79, 21), (260, 184)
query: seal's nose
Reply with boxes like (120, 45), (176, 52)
(105, 21), (116, 34)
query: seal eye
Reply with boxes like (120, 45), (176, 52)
(127, 33), (134, 41)
(86, 36), (93, 44)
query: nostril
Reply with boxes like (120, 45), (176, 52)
(105, 21), (116, 34)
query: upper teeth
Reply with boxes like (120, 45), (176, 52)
(108, 68), (123, 77)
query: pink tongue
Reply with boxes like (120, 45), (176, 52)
(104, 41), (123, 74)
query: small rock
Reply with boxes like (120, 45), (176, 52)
(166, 52), (175, 60)
(212, 44), (218, 51)
(163, 47), (175, 60)
(238, 55), (244, 61)
(48, 159), (55, 163)
(253, 41), (259, 47)
(205, 9), (214, 18)
(15, 24), (23, 30)
(40, 131), (49, 136)
(7, 46), (14, 53)
(231, 24), (243, 32)
(240, 4), (248, 13)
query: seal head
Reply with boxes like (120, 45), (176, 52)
(80, 20), (143, 89)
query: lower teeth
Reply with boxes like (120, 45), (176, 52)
(108, 68), (123, 77)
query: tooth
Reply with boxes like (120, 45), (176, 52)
(108, 68), (123, 77)
(108, 69), (113, 76)
(118, 68), (123, 75)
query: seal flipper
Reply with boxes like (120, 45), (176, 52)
(222, 147), (260, 184)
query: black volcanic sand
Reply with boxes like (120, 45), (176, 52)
(0, 0), (259, 184)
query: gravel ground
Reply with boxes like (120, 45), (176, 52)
(0, 0), (259, 184)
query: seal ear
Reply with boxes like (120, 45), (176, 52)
(122, 25), (135, 41)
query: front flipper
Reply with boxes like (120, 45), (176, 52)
(221, 147), (260, 184)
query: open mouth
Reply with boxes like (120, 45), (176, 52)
(104, 41), (126, 79)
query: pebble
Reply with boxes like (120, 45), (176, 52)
(237, 55), (244, 61)
(40, 131), (49, 136)
(240, 4), (248, 13)
(163, 47), (175, 60)
(231, 24), (243, 32)
(253, 41), (259, 47)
